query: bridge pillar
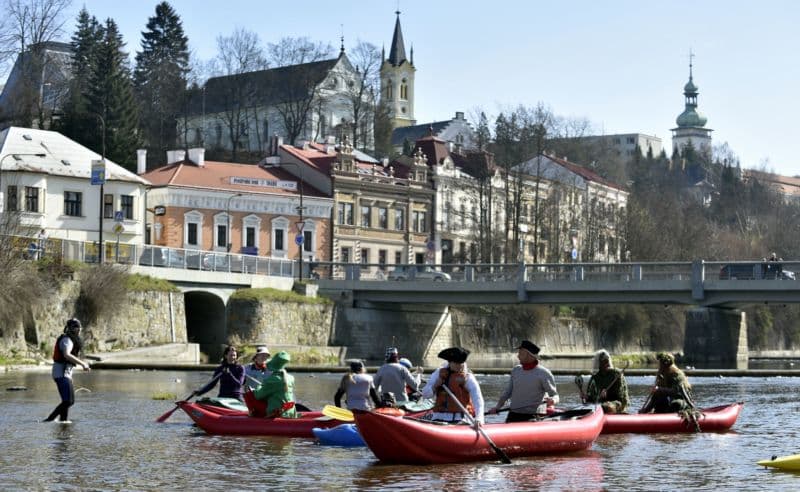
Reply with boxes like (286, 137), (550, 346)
(684, 307), (747, 368)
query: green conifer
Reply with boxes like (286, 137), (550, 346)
(133, 2), (189, 169)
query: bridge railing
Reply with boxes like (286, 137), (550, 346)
(6, 234), (296, 278)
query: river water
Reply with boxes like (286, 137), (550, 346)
(1, 368), (798, 491)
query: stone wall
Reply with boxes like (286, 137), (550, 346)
(2, 279), (186, 359)
(227, 298), (334, 346)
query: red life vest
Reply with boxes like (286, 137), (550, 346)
(52, 334), (79, 363)
(433, 368), (474, 415)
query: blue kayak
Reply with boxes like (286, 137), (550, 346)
(313, 423), (366, 447)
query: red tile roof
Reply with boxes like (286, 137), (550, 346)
(140, 159), (328, 197)
(546, 154), (627, 191)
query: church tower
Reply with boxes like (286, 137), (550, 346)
(380, 11), (416, 130)
(671, 53), (713, 157)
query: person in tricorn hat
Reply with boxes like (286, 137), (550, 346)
(254, 351), (298, 418)
(334, 360), (381, 411)
(639, 352), (693, 414)
(422, 347), (484, 424)
(244, 345), (272, 390)
(374, 347), (420, 406)
(487, 340), (559, 422)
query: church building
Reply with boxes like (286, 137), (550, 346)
(672, 56), (713, 157)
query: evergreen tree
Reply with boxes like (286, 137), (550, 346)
(133, 2), (189, 169)
(474, 111), (491, 151)
(57, 8), (103, 144)
(88, 19), (140, 171)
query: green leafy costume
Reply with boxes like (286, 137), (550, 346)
(253, 351), (297, 418)
(586, 367), (629, 413)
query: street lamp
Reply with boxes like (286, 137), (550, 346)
(226, 193), (242, 252)
(264, 160), (305, 280)
(0, 153), (47, 213)
(92, 113), (106, 263)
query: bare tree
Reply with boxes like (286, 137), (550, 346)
(342, 40), (381, 151)
(266, 36), (333, 145)
(208, 28), (267, 160)
(0, 0), (72, 127)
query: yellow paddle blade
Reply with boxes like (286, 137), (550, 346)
(322, 404), (354, 422)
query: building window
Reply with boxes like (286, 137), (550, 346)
(361, 205), (371, 228)
(184, 211), (203, 248)
(303, 230), (312, 253)
(340, 247), (351, 263)
(627, 137), (636, 144)
(216, 224), (227, 248)
(400, 83), (408, 100)
(378, 249), (387, 268)
(360, 248), (369, 267)
(242, 214), (262, 251)
(394, 207), (405, 230)
(337, 202), (354, 225)
(413, 211), (426, 233)
(6, 185), (17, 212)
(187, 223), (198, 245)
(272, 217), (289, 254)
(24, 186), (39, 213)
(394, 251), (402, 264)
(386, 83), (392, 99)
(64, 191), (82, 217)
(103, 194), (114, 219)
(378, 207), (388, 229)
(460, 204), (466, 229)
(245, 227), (256, 248)
(121, 195), (134, 219)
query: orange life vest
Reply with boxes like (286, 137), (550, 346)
(433, 368), (474, 415)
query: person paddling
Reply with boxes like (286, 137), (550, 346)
(487, 341), (559, 422)
(244, 345), (272, 390)
(422, 347), (484, 425)
(334, 360), (381, 410)
(374, 347), (420, 406)
(43, 318), (91, 422)
(194, 345), (246, 402)
(254, 351), (298, 418)
(582, 349), (629, 414)
(639, 352), (693, 414)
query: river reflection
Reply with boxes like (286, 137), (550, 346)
(2, 369), (800, 490)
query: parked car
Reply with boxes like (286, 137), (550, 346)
(388, 265), (451, 281)
(719, 262), (795, 280)
(139, 247), (185, 268)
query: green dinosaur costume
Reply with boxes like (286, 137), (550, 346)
(253, 351), (297, 418)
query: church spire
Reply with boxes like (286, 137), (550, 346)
(388, 10), (407, 66)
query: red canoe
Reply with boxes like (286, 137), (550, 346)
(353, 406), (604, 464)
(602, 402), (743, 434)
(178, 401), (341, 437)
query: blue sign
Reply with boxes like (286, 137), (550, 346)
(114, 211), (124, 222)
(91, 160), (106, 185)
(571, 248), (578, 260)
(295, 233), (304, 245)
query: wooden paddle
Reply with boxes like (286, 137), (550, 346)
(322, 404), (355, 422)
(156, 373), (221, 423)
(441, 384), (512, 464)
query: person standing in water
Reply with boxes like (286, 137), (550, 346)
(43, 318), (91, 422)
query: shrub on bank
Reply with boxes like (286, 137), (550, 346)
(126, 274), (179, 293)
(231, 288), (331, 305)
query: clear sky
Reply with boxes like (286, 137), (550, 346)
(64, 1), (800, 175)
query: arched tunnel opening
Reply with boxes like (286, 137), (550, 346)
(184, 291), (227, 361)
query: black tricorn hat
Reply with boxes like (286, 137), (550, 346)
(438, 347), (470, 363)
(517, 340), (541, 355)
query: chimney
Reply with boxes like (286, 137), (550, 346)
(455, 111), (464, 120)
(448, 142), (454, 152)
(188, 148), (205, 167)
(166, 149), (185, 164)
(325, 144), (336, 155)
(136, 149), (147, 174)
(297, 140), (310, 150)
(382, 158), (389, 168)
(268, 135), (283, 156)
